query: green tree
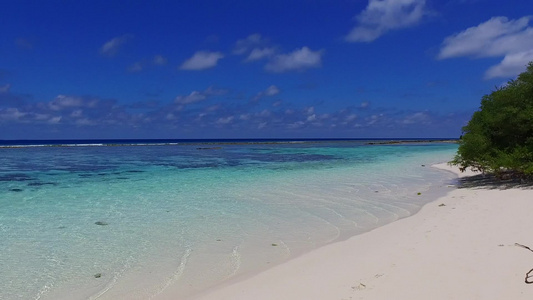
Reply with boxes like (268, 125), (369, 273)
(452, 62), (533, 176)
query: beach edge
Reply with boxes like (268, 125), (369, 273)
(180, 163), (533, 300)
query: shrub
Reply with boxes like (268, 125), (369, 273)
(451, 62), (533, 176)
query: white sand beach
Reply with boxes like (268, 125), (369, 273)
(185, 164), (533, 300)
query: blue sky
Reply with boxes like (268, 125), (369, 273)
(1, 0), (532, 139)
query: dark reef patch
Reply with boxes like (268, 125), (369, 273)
(27, 182), (58, 187)
(0, 173), (34, 182)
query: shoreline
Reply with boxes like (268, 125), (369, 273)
(177, 163), (533, 300)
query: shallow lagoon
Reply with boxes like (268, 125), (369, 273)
(0, 141), (458, 299)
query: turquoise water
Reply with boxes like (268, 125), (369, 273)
(0, 141), (458, 299)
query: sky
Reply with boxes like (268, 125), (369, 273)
(1, 0), (532, 139)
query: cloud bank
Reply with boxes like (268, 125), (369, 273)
(0, 86), (467, 139)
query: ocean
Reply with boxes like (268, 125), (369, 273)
(0, 139), (458, 299)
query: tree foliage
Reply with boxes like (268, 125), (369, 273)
(452, 62), (533, 176)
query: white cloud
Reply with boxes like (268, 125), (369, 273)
(438, 16), (533, 59)
(0, 108), (26, 121)
(233, 34), (265, 55)
(485, 50), (533, 79)
(175, 91), (207, 105)
(180, 51), (224, 70)
(0, 83), (11, 93)
(345, 114), (358, 122)
(402, 111), (430, 124)
(264, 85), (280, 96)
(48, 116), (62, 124)
(48, 95), (84, 111)
(234, 34), (277, 62)
(70, 110), (83, 118)
(367, 114), (382, 125)
(153, 55), (168, 65)
(287, 121), (305, 129)
(346, 0), (426, 42)
(438, 16), (533, 78)
(166, 113), (176, 120)
(253, 85), (281, 101)
(100, 34), (133, 56)
(174, 87), (226, 105)
(265, 47), (323, 73)
(216, 116), (234, 125)
(206, 104), (221, 112)
(246, 47), (276, 61)
(33, 113), (50, 121)
(259, 109), (271, 117)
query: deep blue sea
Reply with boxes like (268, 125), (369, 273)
(0, 139), (458, 299)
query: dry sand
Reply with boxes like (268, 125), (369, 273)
(189, 164), (533, 300)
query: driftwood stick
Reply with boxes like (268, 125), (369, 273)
(515, 243), (533, 284)
(515, 243), (533, 253)
(526, 269), (533, 284)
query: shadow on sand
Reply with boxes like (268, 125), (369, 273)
(457, 172), (533, 190)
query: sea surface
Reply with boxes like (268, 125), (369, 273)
(0, 139), (458, 299)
